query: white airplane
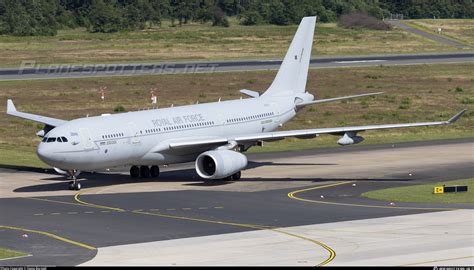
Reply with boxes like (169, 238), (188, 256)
(6, 17), (466, 190)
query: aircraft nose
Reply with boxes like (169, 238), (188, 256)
(37, 142), (55, 166)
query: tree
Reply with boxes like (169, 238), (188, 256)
(0, 0), (59, 36)
(268, 0), (289, 25)
(212, 6), (229, 27)
(88, 0), (123, 33)
(240, 9), (263, 25)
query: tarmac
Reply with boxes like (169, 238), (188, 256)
(0, 138), (473, 266)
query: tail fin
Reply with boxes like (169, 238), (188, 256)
(263, 16), (316, 96)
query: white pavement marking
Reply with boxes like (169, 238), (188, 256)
(82, 210), (474, 266)
(333, 60), (386, 64)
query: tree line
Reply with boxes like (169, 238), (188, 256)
(0, 0), (472, 36)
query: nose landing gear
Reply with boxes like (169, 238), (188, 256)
(67, 170), (81, 190)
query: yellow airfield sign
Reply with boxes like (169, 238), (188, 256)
(434, 186), (444, 194)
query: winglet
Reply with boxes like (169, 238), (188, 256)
(447, 109), (467, 124)
(7, 99), (16, 114)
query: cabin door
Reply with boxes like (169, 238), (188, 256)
(79, 128), (94, 150)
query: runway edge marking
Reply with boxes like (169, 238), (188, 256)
(73, 189), (336, 266)
(288, 181), (461, 210)
(0, 225), (96, 250)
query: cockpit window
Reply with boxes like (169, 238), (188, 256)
(61, 137), (68, 142)
(47, 137), (56, 143)
(57, 137), (63, 142)
(42, 137), (48, 142)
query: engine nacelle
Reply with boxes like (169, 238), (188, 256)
(337, 132), (364, 146)
(195, 150), (247, 179)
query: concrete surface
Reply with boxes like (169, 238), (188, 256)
(82, 210), (474, 266)
(1, 139), (472, 266)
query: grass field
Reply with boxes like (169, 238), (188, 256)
(0, 19), (467, 67)
(0, 247), (28, 260)
(362, 179), (474, 204)
(407, 19), (474, 46)
(0, 63), (473, 168)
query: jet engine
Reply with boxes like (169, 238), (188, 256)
(195, 150), (247, 179)
(337, 132), (364, 146)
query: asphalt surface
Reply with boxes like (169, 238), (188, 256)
(1, 139), (472, 266)
(0, 52), (473, 81)
(387, 20), (470, 49)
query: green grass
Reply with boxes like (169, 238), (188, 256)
(0, 247), (28, 260)
(0, 144), (47, 169)
(362, 179), (474, 204)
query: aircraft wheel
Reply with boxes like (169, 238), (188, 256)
(231, 171), (241, 180)
(150, 166), (160, 178)
(74, 182), (82, 191)
(130, 166), (140, 178)
(140, 166), (150, 178)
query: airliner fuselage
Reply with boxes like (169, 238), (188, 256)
(38, 94), (296, 171)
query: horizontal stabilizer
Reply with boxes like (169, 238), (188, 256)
(239, 89), (260, 98)
(296, 92), (384, 107)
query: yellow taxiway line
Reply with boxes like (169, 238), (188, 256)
(0, 225), (96, 250)
(74, 192), (125, 212)
(288, 181), (460, 211)
(73, 186), (338, 266)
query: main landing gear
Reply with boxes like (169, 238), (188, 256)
(67, 170), (81, 190)
(130, 165), (160, 179)
(224, 171), (241, 181)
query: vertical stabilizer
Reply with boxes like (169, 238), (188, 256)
(263, 16), (316, 96)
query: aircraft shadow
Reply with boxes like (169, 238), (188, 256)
(13, 169), (200, 193)
(11, 160), (344, 192)
(0, 164), (51, 174)
(13, 165), (414, 193)
(246, 161), (337, 169)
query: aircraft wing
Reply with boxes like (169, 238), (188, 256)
(6, 99), (67, 127)
(295, 92), (384, 107)
(167, 109), (467, 150)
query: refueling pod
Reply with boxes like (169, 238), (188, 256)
(337, 132), (364, 146)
